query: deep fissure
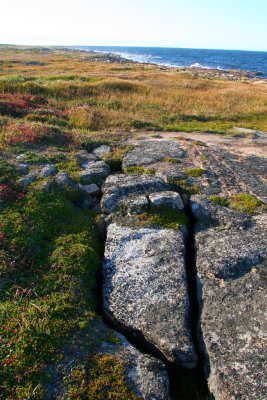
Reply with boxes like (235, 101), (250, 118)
(97, 172), (213, 399)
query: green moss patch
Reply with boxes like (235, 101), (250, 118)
(124, 165), (155, 174)
(230, 193), (264, 214)
(209, 195), (230, 207)
(183, 168), (205, 177)
(138, 205), (189, 230)
(0, 190), (103, 398)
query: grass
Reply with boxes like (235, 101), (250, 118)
(0, 47), (267, 135)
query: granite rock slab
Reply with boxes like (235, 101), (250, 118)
(103, 223), (197, 368)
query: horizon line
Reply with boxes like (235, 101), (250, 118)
(1, 43), (267, 53)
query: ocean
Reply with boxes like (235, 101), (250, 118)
(73, 46), (267, 77)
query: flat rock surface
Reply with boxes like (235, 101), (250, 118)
(103, 223), (197, 368)
(122, 140), (185, 168)
(191, 197), (267, 399)
(101, 173), (169, 213)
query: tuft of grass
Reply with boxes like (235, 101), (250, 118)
(102, 146), (134, 172)
(183, 167), (205, 177)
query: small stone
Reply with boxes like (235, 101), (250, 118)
(75, 150), (99, 166)
(54, 172), (78, 189)
(101, 174), (169, 213)
(149, 191), (184, 210)
(80, 161), (110, 184)
(119, 194), (149, 215)
(38, 164), (57, 178)
(19, 173), (37, 186)
(93, 145), (111, 157)
(80, 183), (100, 196)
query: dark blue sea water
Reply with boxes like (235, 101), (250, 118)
(73, 46), (267, 77)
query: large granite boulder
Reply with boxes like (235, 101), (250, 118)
(103, 223), (197, 368)
(101, 174), (169, 213)
(191, 196), (267, 399)
(122, 141), (185, 168)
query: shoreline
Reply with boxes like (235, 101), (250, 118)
(1, 44), (266, 81)
(65, 46), (267, 81)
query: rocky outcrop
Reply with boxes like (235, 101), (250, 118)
(19, 164), (57, 185)
(122, 140), (185, 168)
(101, 174), (169, 213)
(191, 196), (267, 400)
(45, 317), (169, 400)
(103, 223), (197, 368)
(80, 160), (110, 184)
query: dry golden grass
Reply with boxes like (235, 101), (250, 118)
(0, 47), (267, 134)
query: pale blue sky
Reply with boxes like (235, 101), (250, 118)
(1, 0), (267, 51)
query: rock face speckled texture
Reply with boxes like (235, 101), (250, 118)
(101, 174), (169, 213)
(191, 196), (267, 400)
(80, 160), (110, 184)
(122, 140), (185, 168)
(103, 223), (197, 368)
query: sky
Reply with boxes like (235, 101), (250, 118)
(1, 0), (267, 51)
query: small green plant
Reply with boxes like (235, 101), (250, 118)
(124, 166), (155, 174)
(183, 167), (205, 177)
(162, 157), (181, 163)
(209, 195), (230, 207)
(229, 193), (263, 214)
(168, 178), (201, 195)
(138, 205), (189, 230)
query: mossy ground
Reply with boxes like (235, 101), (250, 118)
(209, 193), (265, 214)
(138, 205), (189, 230)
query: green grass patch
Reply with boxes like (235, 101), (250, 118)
(86, 354), (140, 400)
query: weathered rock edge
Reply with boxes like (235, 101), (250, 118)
(191, 195), (267, 400)
(103, 223), (198, 368)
